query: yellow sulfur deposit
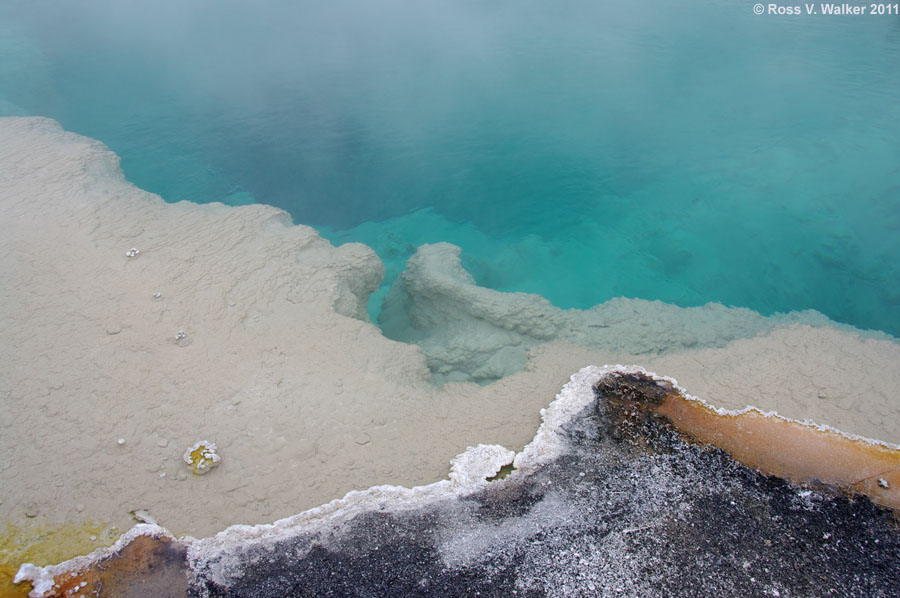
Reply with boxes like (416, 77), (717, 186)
(183, 441), (221, 476)
(1, 520), (109, 598)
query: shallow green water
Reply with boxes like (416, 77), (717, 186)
(2, 0), (899, 333)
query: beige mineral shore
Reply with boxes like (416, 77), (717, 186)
(1, 116), (899, 540)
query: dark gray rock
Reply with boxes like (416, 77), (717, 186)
(191, 374), (900, 597)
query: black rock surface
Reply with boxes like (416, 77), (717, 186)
(191, 374), (900, 598)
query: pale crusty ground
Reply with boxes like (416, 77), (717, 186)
(2, 117), (898, 541)
(528, 327), (900, 445)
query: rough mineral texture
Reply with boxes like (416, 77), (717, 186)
(18, 368), (900, 597)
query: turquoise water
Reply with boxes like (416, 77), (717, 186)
(2, 0), (899, 333)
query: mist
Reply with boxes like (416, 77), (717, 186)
(2, 0), (899, 334)
(3, 0), (812, 227)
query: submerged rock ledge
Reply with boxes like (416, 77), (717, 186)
(16, 366), (900, 597)
(3, 117), (900, 595)
(379, 242), (895, 384)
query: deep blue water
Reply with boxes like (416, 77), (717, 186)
(2, 0), (899, 333)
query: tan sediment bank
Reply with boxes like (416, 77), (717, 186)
(13, 366), (900, 598)
(2, 116), (900, 551)
(595, 369), (900, 511)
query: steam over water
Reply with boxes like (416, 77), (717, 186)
(2, 0), (899, 333)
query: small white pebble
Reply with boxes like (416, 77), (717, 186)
(90, 535), (97, 541)
(159, 472), (166, 478)
(153, 292), (162, 299)
(117, 438), (126, 446)
(878, 478), (890, 489)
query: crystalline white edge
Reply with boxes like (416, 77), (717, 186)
(13, 524), (179, 595)
(14, 364), (899, 595)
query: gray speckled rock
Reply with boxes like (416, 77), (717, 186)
(17, 367), (900, 597)
(184, 368), (900, 597)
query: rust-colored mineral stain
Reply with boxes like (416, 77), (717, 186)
(10, 372), (900, 596)
(14, 534), (189, 598)
(657, 392), (900, 511)
(1, 521), (107, 598)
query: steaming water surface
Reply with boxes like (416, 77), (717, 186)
(2, 0), (899, 334)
